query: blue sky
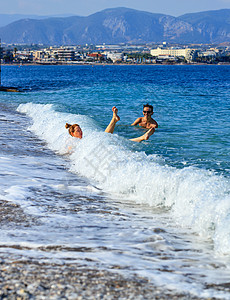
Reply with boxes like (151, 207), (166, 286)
(1, 0), (230, 16)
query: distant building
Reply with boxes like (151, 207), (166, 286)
(104, 52), (124, 63)
(96, 45), (122, 51)
(34, 50), (46, 61)
(56, 46), (76, 61)
(33, 46), (77, 62)
(197, 50), (217, 58)
(150, 47), (197, 61)
(13, 50), (33, 62)
(87, 53), (104, 60)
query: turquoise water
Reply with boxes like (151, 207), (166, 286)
(0, 65), (230, 298)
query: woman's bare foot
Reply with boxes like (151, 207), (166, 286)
(130, 133), (148, 142)
(104, 106), (120, 134)
(112, 106), (120, 122)
(142, 127), (155, 140)
(130, 127), (155, 142)
(142, 132), (149, 140)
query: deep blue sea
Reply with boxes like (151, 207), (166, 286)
(0, 65), (230, 298)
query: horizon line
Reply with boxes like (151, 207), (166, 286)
(0, 7), (230, 19)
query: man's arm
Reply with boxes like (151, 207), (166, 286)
(131, 117), (142, 126)
(152, 120), (158, 128)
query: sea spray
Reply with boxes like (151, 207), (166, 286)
(17, 103), (230, 255)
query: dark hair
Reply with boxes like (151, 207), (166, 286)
(65, 123), (80, 136)
(143, 104), (153, 112)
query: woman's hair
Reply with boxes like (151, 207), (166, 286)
(65, 123), (80, 136)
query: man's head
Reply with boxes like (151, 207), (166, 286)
(143, 104), (153, 117)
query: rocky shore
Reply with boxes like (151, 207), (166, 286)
(0, 259), (213, 300)
(0, 200), (224, 299)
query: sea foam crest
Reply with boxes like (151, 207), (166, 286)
(17, 103), (230, 255)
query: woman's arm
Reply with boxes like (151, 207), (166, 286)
(130, 127), (155, 143)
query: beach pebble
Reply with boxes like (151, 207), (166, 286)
(0, 259), (215, 299)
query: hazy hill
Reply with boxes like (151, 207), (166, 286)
(0, 13), (76, 27)
(178, 9), (230, 43)
(0, 14), (46, 27)
(0, 7), (229, 45)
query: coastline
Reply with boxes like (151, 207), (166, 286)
(2, 62), (230, 66)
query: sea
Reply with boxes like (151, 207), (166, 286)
(0, 64), (229, 298)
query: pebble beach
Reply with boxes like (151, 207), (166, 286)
(0, 259), (212, 300)
(1, 201), (223, 299)
(0, 200), (212, 300)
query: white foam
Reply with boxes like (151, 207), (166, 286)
(17, 103), (230, 256)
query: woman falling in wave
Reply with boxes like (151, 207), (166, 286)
(65, 123), (83, 139)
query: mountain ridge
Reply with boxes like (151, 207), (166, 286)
(0, 7), (230, 45)
(0, 13), (77, 27)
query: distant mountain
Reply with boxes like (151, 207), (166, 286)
(0, 14), (43, 27)
(0, 7), (230, 45)
(178, 9), (230, 43)
(0, 14), (76, 27)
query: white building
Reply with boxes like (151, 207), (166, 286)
(104, 52), (124, 63)
(55, 46), (76, 61)
(150, 47), (197, 61)
(14, 50), (33, 61)
(197, 50), (217, 58)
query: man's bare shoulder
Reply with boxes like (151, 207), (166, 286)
(151, 118), (158, 128)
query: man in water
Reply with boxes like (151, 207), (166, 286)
(132, 104), (158, 129)
(104, 105), (158, 142)
(66, 105), (157, 142)
(130, 104), (158, 142)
